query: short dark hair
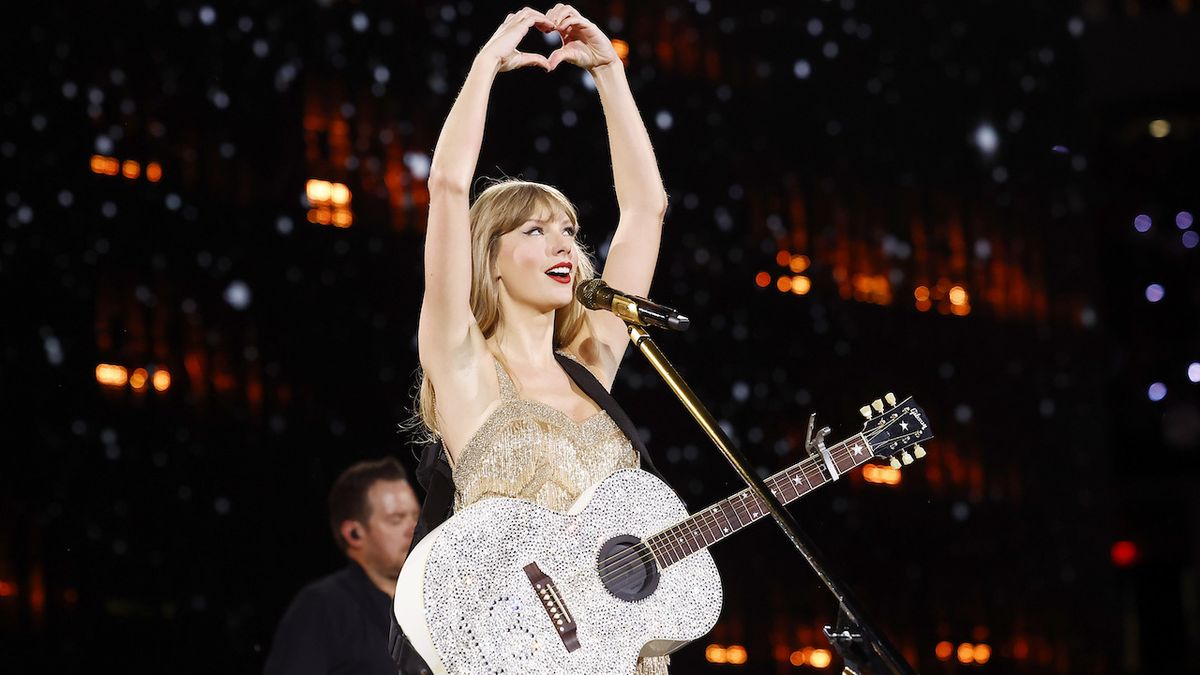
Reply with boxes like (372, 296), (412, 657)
(328, 457), (410, 552)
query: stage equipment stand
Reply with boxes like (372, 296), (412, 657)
(627, 324), (917, 675)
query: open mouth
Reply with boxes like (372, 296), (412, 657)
(545, 261), (573, 284)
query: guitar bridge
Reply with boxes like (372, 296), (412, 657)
(523, 562), (581, 653)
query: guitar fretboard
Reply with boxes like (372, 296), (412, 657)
(644, 434), (871, 569)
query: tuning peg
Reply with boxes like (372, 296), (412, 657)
(889, 457), (902, 470)
(913, 445), (926, 459)
(859, 406), (872, 419)
(900, 450), (914, 465)
(871, 399), (884, 413)
(884, 392), (896, 407)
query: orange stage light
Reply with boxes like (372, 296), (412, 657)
(152, 369), (171, 392)
(612, 38), (630, 64)
(122, 160), (141, 179)
(974, 643), (992, 664)
(776, 250), (791, 266)
(957, 642), (974, 664)
(705, 644), (727, 664)
(146, 162), (162, 182)
(791, 275), (811, 295)
(755, 271), (771, 288)
(306, 179), (332, 204)
(90, 155), (119, 176)
(130, 368), (149, 391)
(96, 363), (129, 387)
(862, 464), (902, 485)
(935, 641), (953, 660)
(330, 182), (351, 206)
(776, 276), (791, 292)
(789, 255), (811, 273)
(726, 645), (747, 665)
(809, 648), (832, 668)
(949, 285), (968, 305)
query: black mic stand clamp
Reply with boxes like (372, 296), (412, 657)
(624, 323), (918, 675)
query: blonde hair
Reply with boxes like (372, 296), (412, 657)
(413, 179), (598, 441)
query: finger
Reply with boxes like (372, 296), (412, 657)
(546, 47), (571, 71)
(557, 16), (587, 34)
(545, 3), (566, 24)
(555, 6), (580, 29)
(509, 50), (551, 71)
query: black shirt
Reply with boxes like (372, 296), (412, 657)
(265, 562), (399, 675)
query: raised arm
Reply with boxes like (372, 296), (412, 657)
(419, 9), (552, 457)
(547, 5), (669, 383)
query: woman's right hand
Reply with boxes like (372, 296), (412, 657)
(478, 8), (555, 73)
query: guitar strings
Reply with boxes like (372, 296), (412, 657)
(595, 448), (844, 587)
(595, 439), (864, 587)
(595, 422), (912, 586)
(595, 442), (852, 584)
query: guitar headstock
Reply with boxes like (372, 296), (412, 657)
(858, 394), (933, 469)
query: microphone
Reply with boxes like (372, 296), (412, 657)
(576, 279), (690, 332)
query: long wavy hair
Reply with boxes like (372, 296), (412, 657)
(413, 179), (598, 442)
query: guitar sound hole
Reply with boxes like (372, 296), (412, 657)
(597, 534), (660, 601)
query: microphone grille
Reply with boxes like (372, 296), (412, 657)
(576, 278), (609, 309)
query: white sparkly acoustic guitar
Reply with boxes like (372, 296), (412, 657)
(394, 395), (932, 674)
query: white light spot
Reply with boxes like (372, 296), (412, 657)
(211, 89), (230, 109)
(806, 18), (824, 36)
(252, 39), (269, 58)
(224, 281), (252, 310)
(1145, 284), (1164, 303)
(974, 123), (999, 156)
(276, 215), (293, 235)
(198, 5), (216, 26)
(1183, 231), (1199, 249)
(655, 111), (673, 130)
(1067, 16), (1085, 38)
(43, 335), (63, 365)
(562, 110), (578, 127)
(1187, 363), (1200, 384)
(1148, 382), (1167, 402)
(1176, 211), (1193, 230)
(403, 151), (431, 180)
(95, 135), (113, 154)
(352, 11), (369, 32)
(793, 59), (812, 79)
(1133, 214), (1152, 233)
(822, 41), (839, 59)
(732, 381), (750, 402)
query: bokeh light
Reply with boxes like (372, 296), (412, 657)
(1133, 214), (1152, 232)
(1145, 284), (1164, 303)
(1148, 382), (1167, 402)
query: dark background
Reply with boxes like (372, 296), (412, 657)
(3, 0), (1198, 672)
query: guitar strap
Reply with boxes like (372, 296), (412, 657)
(388, 352), (669, 672)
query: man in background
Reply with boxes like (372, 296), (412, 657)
(265, 457), (420, 675)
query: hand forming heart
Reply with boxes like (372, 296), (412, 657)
(480, 5), (619, 74)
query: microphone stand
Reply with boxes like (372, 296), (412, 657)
(626, 324), (917, 675)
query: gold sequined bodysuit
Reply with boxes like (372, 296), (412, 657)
(451, 356), (670, 675)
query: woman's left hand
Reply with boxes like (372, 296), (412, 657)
(544, 4), (619, 72)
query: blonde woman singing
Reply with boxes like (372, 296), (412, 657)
(393, 5), (674, 674)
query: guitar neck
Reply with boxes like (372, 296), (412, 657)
(644, 433), (872, 569)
